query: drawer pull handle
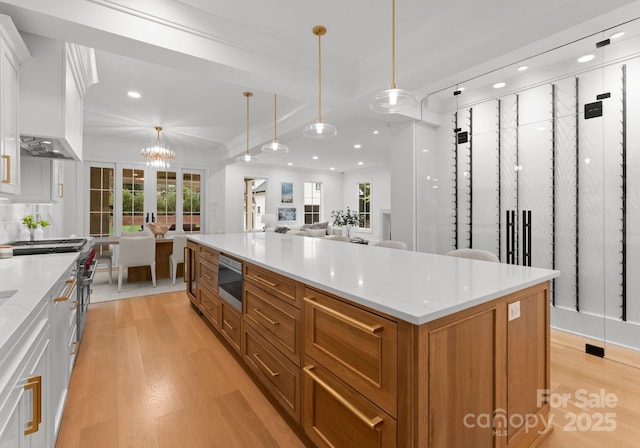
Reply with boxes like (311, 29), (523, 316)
(70, 300), (78, 311)
(223, 320), (236, 331)
(54, 278), (78, 302)
(304, 297), (383, 334)
(253, 353), (280, 377)
(1, 155), (10, 184)
(24, 375), (42, 435)
(70, 341), (79, 355)
(183, 247), (189, 283)
(254, 308), (279, 326)
(304, 366), (383, 430)
(202, 272), (214, 281)
(252, 275), (279, 288)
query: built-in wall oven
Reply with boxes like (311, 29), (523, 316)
(218, 254), (243, 312)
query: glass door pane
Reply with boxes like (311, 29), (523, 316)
(156, 170), (177, 230)
(121, 168), (146, 233)
(183, 172), (201, 233)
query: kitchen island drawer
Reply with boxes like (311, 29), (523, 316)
(302, 358), (396, 448)
(199, 287), (220, 328)
(243, 324), (300, 423)
(244, 282), (300, 364)
(244, 263), (299, 308)
(220, 301), (242, 353)
(304, 287), (398, 417)
(199, 245), (218, 265)
(199, 259), (217, 291)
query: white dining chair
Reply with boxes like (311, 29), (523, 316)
(372, 240), (408, 250)
(446, 248), (500, 262)
(118, 236), (156, 292)
(169, 235), (187, 285)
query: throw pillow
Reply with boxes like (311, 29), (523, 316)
(274, 226), (289, 233)
(305, 229), (327, 238)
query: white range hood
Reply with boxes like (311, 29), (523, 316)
(19, 32), (98, 161)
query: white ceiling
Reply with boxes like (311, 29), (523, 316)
(1, 0), (639, 172)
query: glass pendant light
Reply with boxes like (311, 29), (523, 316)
(303, 25), (337, 139)
(370, 0), (418, 114)
(261, 93), (289, 153)
(236, 91), (255, 163)
(140, 126), (175, 169)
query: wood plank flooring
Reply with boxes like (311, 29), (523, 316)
(56, 292), (640, 448)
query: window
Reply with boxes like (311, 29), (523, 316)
(243, 178), (266, 231)
(157, 171), (177, 229)
(358, 182), (371, 229)
(304, 182), (322, 224)
(122, 168), (145, 232)
(89, 167), (114, 237)
(183, 172), (201, 233)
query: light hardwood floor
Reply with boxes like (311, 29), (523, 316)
(56, 292), (640, 448)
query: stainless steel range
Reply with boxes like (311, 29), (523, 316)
(8, 238), (96, 344)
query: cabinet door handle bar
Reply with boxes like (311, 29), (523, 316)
(54, 278), (77, 302)
(304, 365), (383, 430)
(1, 155), (10, 184)
(23, 375), (42, 435)
(252, 275), (279, 288)
(253, 353), (280, 377)
(304, 297), (383, 334)
(254, 308), (279, 326)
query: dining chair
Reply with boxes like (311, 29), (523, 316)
(446, 248), (500, 262)
(118, 236), (156, 292)
(94, 243), (113, 284)
(169, 235), (187, 285)
(372, 240), (408, 250)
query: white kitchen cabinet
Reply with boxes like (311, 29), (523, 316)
(14, 157), (64, 203)
(0, 15), (30, 197)
(0, 301), (52, 448)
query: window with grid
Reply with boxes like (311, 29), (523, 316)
(89, 166), (114, 238)
(304, 182), (322, 224)
(183, 172), (201, 233)
(122, 168), (145, 232)
(157, 171), (177, 230)
(358, 182), (371, 229)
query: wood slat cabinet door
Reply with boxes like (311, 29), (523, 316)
(304, 288), (398, 417)
(242, 324), (300, 423)
(244, 263), (300, 308)
(220, 301), (242, 353)
(302, 358), (396, 448)
(244, 282), (300, 364)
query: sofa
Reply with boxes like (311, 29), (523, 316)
(268, 221), (341, 238)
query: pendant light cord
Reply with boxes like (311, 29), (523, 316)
(391, 0), (396, 89)
(274, 94), (278, 141)
(243, 91), (252, 156)
(317, 30), (323, 122)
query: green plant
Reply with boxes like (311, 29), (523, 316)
(331, 207), (360, 227)
(22, 215), (50, 229)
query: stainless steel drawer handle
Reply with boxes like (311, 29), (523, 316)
(304, 365), (383, 430)
(254, 308), (279, 326)
(303, 297), (383, 334)
(253, 353), (280, 377)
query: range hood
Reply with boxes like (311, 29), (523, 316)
(20, 136), (75, 160)
(19, 32), (98, 162)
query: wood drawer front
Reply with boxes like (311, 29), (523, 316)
(243, 324), (300, 423)
(244, 263), (299, 307)
(244, 282), (300, 364)
(303, 358), (396, 448)
(220, 301), (242, 353)
(199, 287), (220, 329)
(304, 288), (398, 417)
(199, 259), (217, 290)
(199, 245), (218, 265)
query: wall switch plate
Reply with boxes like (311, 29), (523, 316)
(508, 301), (521, 321)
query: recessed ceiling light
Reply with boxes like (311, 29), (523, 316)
(353, 144), (361, 149)
(312, 156), (319, 160)
(423, 149), (429, 152)
(577, 54), (595, 63)
(493, 82), (506, 89)
(287, 162), (293, 166)
(611, 32), (625, 39)
(128, 91), (141, 98)
(330, 167), (335, 171)
(357, 161), (364, 166)
(373, 130), (379, 135)
(457, 87), (465, 91)
(42, 140), (51, 144)
(518, 65), (528, 71)
(52, 149), (61, 153)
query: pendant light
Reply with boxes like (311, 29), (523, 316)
(140, 126), (175, 170)
(236, 91), (255, 163)
(370, 0), (418, 114)
(303, 25), (337, 139)
(261, 93), (289, 153)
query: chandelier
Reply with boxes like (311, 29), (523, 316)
(140, 126), (175, 169)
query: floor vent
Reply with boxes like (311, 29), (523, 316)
(585, 343), (605, 358)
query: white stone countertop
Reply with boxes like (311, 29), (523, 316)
(0, 253), (78, 350)
(189, 233), (560, 325)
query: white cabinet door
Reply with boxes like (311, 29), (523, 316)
(0, 38), (20, 195)
(0, 324), (52, 448)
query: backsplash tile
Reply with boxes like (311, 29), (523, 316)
(0, 203), (54, 244)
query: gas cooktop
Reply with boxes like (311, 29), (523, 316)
(9, 238), (89, 255)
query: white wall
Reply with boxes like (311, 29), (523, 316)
(390, 122), (417, 250)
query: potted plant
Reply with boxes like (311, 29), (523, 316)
(331, 207), (360, 238)
(21, 215), (50, 241)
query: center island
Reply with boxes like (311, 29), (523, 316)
(186, 232), (560, 448)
